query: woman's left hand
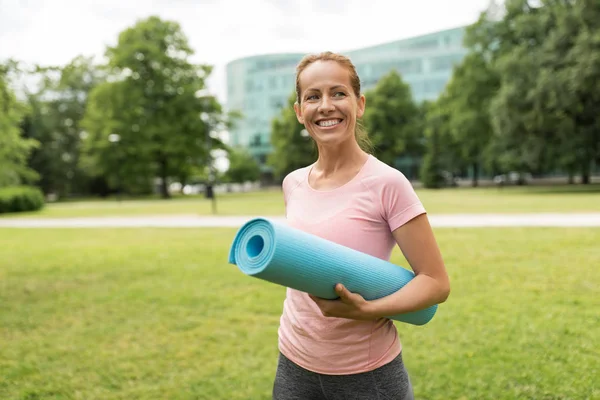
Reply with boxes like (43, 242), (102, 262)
(308, 284), (376, 320)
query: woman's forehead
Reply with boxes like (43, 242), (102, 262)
(299, 61), (352, 89)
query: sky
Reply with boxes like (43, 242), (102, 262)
(0, 0), (496, 104)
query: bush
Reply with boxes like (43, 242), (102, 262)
(0, 186), (45, 214)
(419, 153), (445, 189)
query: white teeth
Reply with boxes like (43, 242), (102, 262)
(317, 119), (341, 127)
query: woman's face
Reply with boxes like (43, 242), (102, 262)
(294, 60), (365, 148)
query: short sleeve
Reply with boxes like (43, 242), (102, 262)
(281, 168), (305, 210)
(282, 174), (291, 207)
(380, 170), (426, 232)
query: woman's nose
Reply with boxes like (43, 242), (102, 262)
(318, 96), (335, 112)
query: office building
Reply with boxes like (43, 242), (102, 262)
(225, 26), (468, 168)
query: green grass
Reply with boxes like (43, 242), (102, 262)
(0, 227), (598, 399)
(1, 184), (600, 219)
(0, 191), (285, 219)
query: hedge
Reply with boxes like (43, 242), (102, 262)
(0, 186), (45, 214)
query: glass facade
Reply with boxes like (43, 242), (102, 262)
(225, 26), (468, 167)
(226, 53), (304, 166)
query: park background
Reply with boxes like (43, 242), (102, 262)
(1, 0), (599, 399)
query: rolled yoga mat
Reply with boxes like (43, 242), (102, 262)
(228, 217), (438, 326)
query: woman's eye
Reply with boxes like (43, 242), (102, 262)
(306, 94), (318, 100)
(334, 92), (346, 97)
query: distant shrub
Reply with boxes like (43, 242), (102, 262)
(0, 186), (45, 214)
(419, 153), (445, 189)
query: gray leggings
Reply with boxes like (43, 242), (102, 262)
(272, 352), (414, 400)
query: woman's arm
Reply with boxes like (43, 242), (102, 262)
(309, 214), (450, 320)
(363, 213), (450, 317)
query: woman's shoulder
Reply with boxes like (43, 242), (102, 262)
(361, 156), (424, 222)
(282, 165), (311, 195)
(361, 156), (413, 190)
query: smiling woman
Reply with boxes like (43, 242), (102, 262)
(269, 52), (451, 400)
(294, 52), (372, 159)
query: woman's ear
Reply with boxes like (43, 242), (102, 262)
(294, 101), (304, 124)
(356, 94), (366, 118)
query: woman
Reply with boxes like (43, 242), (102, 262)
(272, 52), (450, 400)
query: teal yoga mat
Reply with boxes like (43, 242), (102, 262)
(228, 217), (437, 325)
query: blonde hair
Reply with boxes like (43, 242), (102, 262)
(295, 51), (372, 153)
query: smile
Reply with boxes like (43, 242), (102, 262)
(316, 119), (342, 127)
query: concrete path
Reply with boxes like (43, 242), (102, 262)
(1, 213), (600, 228)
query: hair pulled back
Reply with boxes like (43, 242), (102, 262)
(295, 52), (372, 153)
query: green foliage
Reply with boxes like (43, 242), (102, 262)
(268, 92), (316, 180)
(81, 80), (155, 195)
(0, 185), (44, 213)
(81, 16), (227, 198)
(420, 101), (451, 188)
(465, 0), (600, 182)
(0, 62), (40, 188)
(422, 0), (600, 185)
(362, 70), (423, 168)
(419, 153), (444, 189)
(21, 55), (105, 197)
(442, 52), (500, 186)
(223, 148), (261, 183)
(553, 5), (600, 181)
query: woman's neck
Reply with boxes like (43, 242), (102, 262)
(313, 138), (368, 178)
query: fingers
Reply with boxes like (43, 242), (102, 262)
(308, 294), (331, 317)
(308, 286), (371, 320)
(308, 284), (348, 304)
(335, 283), (351, 302)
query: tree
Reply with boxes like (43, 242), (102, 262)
(20, 55), (105, 197)
(81, 16), (226, 198)
(268, 92), (316, 180)
(81, 80), (154, 195)
(223, 147), (261, 183)
(420, 108), (446, 189)
(549, 1), (600, 182)
(362, 70), (423, 170)
(490, 42), (550, 175)
(443, 52), (500, 186)
(0, 61), (39, 188)
(420, 97), (460, 188)
(466, 0), (600, 182)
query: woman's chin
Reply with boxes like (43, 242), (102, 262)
(313, 130), (354, 147)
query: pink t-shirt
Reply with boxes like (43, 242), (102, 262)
(277, 154), (426, 375)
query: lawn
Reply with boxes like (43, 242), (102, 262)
(0, 227), (598, 399)
(1, 184), (599, 219)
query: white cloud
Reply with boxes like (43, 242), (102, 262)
(0, 0), (495, 102)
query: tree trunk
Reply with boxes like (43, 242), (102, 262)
(471, 162), (479, 187)
(160, 158), (170, 198)
(581, 159), (590, 184)
(179, 176), (187, 195)
(582, 171), (590, 184)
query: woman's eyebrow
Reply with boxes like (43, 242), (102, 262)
(306, 85), (347, 92)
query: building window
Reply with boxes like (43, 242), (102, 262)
(270, 96), (285, 110)
(397, 59), (422, 75)
(430, 55), (461, 72)
(408, 38), (439, 50)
